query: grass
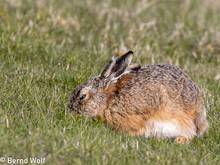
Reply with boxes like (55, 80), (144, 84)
(0, 0), (220, 164)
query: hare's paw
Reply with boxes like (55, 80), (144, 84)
(174, 136), (189, 144)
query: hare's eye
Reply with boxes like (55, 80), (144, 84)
(79, 94), (87, 101)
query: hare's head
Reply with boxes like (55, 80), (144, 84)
(68, 51), (139, 118)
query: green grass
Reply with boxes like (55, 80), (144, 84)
(0, 0), (220, 164)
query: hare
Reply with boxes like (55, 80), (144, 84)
(68, 51), (208, 143)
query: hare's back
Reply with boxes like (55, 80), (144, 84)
(122, 64), (202, 106)
(140, 64), (191, 82)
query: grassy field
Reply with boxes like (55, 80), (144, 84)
(0, 0), (220, 164)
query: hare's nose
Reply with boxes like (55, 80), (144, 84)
(67, 101), (78, 112)
(67, 99), (74, 109)
(67, 102), (73, 109)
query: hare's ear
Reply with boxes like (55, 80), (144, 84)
(100, 51), (133, 79)
(100, 55), (117, 78)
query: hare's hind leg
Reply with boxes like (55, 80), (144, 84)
(144, 109), (197, 143)
(195, 106), (209, 136)
(174, 107), (209, 143)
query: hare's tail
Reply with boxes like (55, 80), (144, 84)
(195, 105), (208, 136)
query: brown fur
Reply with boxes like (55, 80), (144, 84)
(68, 51), (208, 143)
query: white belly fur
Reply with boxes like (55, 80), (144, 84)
(145, 119), (181, 138)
